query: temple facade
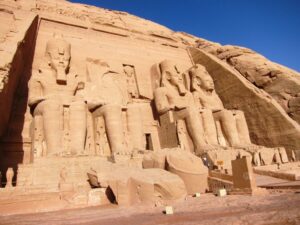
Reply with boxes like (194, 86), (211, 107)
(0, 0), (299, 214)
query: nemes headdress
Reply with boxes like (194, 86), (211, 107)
(189, 64), (207, 78)
(45, 33), (71, 57)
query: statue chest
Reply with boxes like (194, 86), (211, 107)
(172, 92), (194, 108)
(199, 94), (224, 110)
(40, 78), (77, 96)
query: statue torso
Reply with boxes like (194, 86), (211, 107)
(36, 69), (79, 103)
(165, 85), (194, 109)
(193, 89), (224, 111)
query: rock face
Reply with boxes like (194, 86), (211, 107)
(0, 5), (37, 138)
(196, 39), (300, 125)
(0, 0), (299, 214)
(189, 48), (300, 157)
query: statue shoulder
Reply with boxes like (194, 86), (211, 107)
(155, 86), (168, 91)
(67, 67), (79, 80)
(212, 90), (222, 99)
(192, 89), (206, 99)
(30, 69), (44, 83)
(192, 91), (199, 98)
(154, 86), (168, 96)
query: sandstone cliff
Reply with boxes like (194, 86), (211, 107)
(0, 0), (299, 168)
(195, 39), (300, 124)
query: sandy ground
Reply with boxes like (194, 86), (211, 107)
(0, 190), (300, 225)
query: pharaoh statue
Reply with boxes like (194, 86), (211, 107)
(189, 64), (252, 148)
(85, 59), (144, 156)
(28, 35), (87, 157)
(154, 60), (212, 154)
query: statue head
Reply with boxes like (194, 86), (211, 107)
(45, 34), (71, 83)
(159, 60), (187, 95)
(124, 65), (134, 78)
(189, 64), (214, 92)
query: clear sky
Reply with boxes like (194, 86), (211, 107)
(70, 0), (300, 72)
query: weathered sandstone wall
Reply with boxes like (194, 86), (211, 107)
(0, 0), (299, 173)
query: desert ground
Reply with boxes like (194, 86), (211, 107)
(0, 189), (299, 225)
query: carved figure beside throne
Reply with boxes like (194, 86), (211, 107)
(28, 35), (87, 157)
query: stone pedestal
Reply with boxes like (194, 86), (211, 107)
(17, 156), (108, 191)
(230, 156), (267, 195)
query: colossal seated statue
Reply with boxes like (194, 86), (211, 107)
(85, 59), (143, 156)
(28, 35), (87, 157)
(154, 60), (212, 154)
(189, 64), (252, 148)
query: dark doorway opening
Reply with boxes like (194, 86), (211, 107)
(145, 133), (153, 151)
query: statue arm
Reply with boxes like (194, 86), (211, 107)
(192, 91), (204, 110)
(85, 82), (107, 111)
(154, 88), (173, 114)
(213, 92), (225, 111)
(73, 73), (86, 97)
(28, 76), (45, 107)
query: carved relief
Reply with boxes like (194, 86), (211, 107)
(94, 116), (111, 156)
(123, 64), (139, 101)
(0, 68), (9, 92)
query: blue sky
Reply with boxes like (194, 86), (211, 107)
(70, 0), (300, 72)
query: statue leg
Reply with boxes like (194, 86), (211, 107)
(127, 104), (144, 149)
(200, 109), (218, 146)
(40, 100), (63, 156)
(95, 104), (125, 154)
(214, 110), (240, 147)
(176, 107), (207, 154)
(234, 110), (252, 145)
(69, 101), (87, 155)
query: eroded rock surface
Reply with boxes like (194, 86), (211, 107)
(196, 39), (300, 124)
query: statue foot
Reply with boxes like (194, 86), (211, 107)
(78, 151), (88, 156)
(232, 143), (261, 151)
(48, 151), (63, 157)
(195, 144), (219, 155)
(114, 148), (132, 156)
(61, 151), (72, 157)
(112, 149), (133, 164)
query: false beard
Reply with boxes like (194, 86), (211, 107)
(177, 84), (187, 95)
(56, 67), (67, 84)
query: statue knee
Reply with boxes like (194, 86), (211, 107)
(221, 109), (231, 115)
(233, 110), (245, 118)
(185, 106), (198, 118)
(201, 108), (212, 114)
(219, 109), (233, 120)
(108, 104), (122, 114)
(43, 100), (61, 112)
(70, 101), (86, 111)
(201, 108), (214, 118)
(101, 104), (122, 119)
